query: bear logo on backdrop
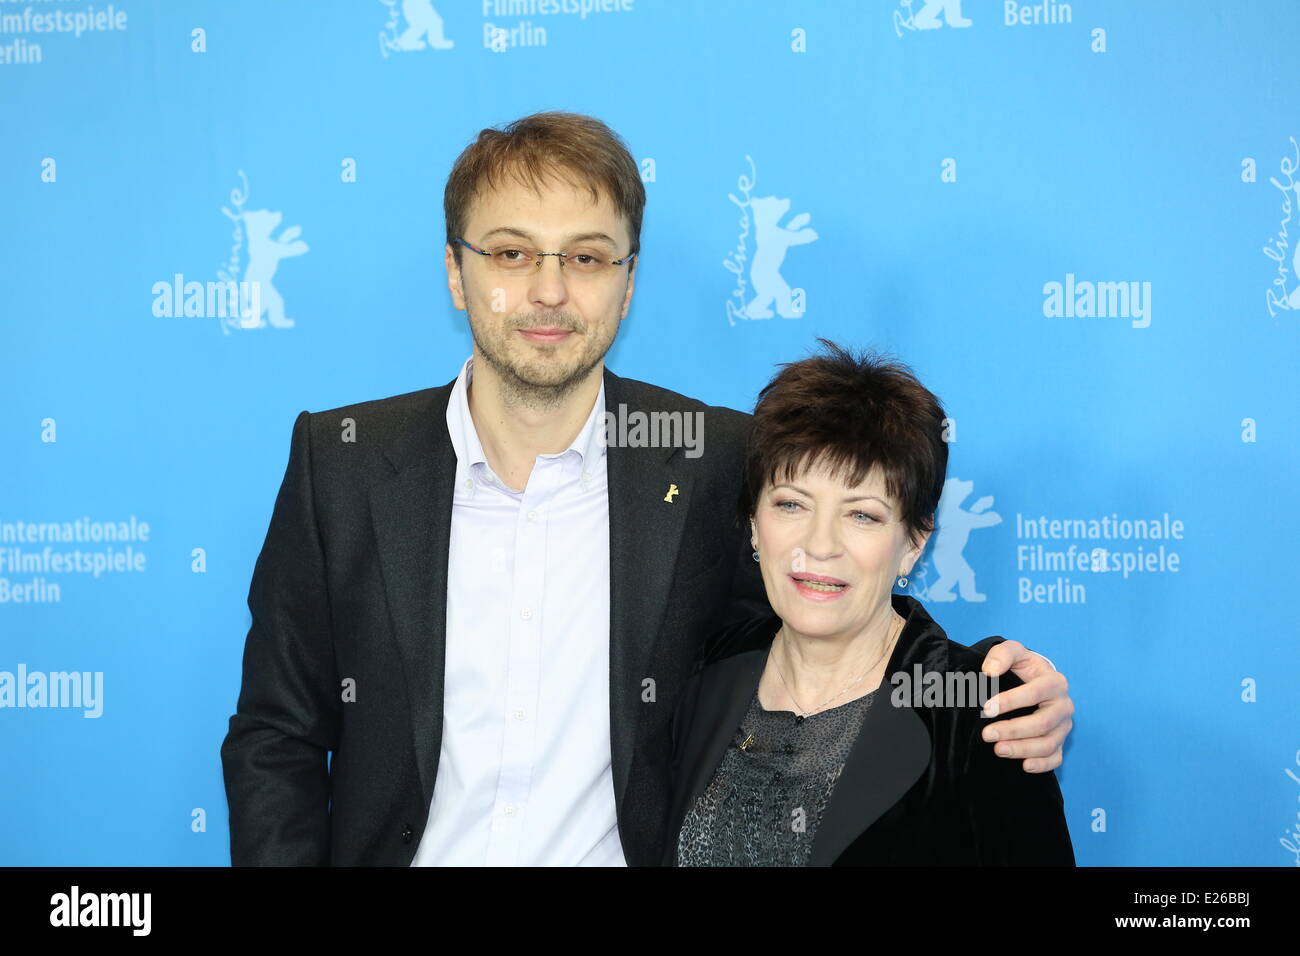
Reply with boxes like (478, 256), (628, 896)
(908, 477), (1002, 603)
(724, 155), (819, 325)
(379, 0), (454, 57)
(217, 170), (309, 335)
(747, 196), (818, 319)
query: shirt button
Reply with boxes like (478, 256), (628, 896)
(521, 608), (533, 620)
(514, 708), (527, 720)
(581, 470), (591, 482)
(503, 804), (516, 817)
(527, 510), (538, 522)
(463, 478), (473, 491)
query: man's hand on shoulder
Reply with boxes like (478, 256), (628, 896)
(977, 640), (1073, 773)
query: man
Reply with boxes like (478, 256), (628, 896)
(220, 112), (1074, 866)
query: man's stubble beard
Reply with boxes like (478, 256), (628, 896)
(466, 302), (619, 413)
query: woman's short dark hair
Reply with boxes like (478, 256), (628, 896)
(738, 339), (949, 544)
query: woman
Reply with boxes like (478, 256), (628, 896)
(664, 340), (1075, 866)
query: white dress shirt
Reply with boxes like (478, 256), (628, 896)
(411, 356), (625, 866)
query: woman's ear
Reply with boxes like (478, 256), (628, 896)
(904, 527), (932, 573)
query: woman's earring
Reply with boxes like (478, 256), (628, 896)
(896, 571), (908, 589)
(752, 550), (761, 562)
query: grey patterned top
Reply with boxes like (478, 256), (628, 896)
(675, 686), (878, 867)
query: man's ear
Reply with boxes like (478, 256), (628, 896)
(618, 257), (636, 320)
(445, 244), (466, 311)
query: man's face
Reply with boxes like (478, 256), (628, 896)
(445, 173), (636, 406)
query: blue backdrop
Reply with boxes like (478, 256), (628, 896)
(2, 0), (1297, 866)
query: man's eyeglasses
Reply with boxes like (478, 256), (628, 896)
(453, 236), (636, 277)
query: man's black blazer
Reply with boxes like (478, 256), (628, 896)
(663, 595), (1075, 866)
(219, 367), (1007, 866)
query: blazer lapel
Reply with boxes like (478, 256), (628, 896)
(669, 650), (767, 853)
(603, 367), (696, 810)
(369, 383), (457, 807)
(808, 596), (935, 866)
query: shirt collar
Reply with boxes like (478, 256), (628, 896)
(445, 355), (607, 484)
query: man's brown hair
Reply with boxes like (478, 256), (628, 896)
(738, 338), (949, 544)
(444, 111), (645, 266)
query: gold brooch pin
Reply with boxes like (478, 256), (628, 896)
(663, 483), (680, 503)
(739, 733), (755, 751)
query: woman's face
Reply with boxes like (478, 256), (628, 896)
(750, 460), (929, 643)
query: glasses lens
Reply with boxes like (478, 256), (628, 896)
(562, 252), (610, 275)
(485, 246), (538, 271)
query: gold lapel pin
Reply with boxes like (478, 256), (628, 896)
(663, 483), (680, 503)
(740, 733), (755, 752)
